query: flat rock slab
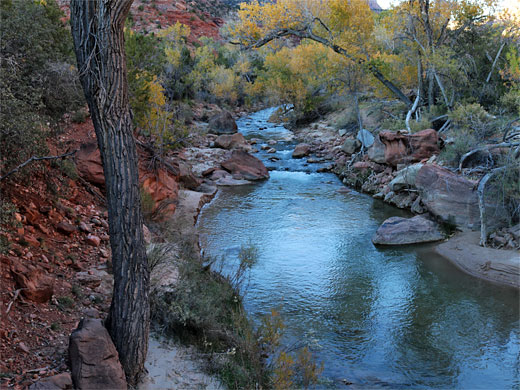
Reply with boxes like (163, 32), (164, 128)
(435, 231), (520, 289)
(372, 215), (445, 245)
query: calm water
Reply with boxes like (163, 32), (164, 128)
(197, 108), (520, 389)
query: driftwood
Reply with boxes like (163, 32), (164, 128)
(502, 117), (520, 142)
(405, 90), (421, 133)
(0, 150), (78, 181)
(477, 166), (507, 247)
(458, 142), (520, 172)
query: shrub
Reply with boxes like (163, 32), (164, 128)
(439, 129), (478, 167)
(500, 89), (520, 116)
(449, 103), (496, 140)
(0, 0), (82, 177)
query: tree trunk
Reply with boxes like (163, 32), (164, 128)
(70, 0), (149, 386)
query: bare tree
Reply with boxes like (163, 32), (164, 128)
(70, 0), (149, 385)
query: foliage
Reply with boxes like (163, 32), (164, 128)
(439, 129), (478, 166)
(449, 103), (496, 139)
(0, 0), (83, 177)
(259, 309), (324, 389)
(150, 239), (268, 389)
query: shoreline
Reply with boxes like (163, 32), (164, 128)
(285, 117), (520, 290)
(434, 231), (520, 290)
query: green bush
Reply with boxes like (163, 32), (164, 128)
(0, 0), (83, 177)
(500, 89), (520, 116)
(439, 129), (478, 167)
(449, 103), (496, 140)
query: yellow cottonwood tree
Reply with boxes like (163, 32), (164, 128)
(231, 0), (413, 106)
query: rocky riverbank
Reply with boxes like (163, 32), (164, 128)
(285, 112), (519, 288)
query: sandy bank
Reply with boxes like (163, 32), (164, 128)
(435, 231), (519, 289)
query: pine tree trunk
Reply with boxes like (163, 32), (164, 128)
(70, 0), (149, 385)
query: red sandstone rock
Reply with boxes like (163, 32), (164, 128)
(416, 164), (479, 229)
(141, 168), (179, 218)
(11, 262), (54, 303)
(57, 221), (76, 235)
(379, 129), (439, 166)
(214, 132), (249, 150)
(292, 143), (311, 158)
(69, 318), (127, 390)
(85, 234), (101, 247)
(75, 142), (105, 186)
(221, 150), (269, 181)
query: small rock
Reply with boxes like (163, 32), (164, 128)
(267, 148), (277, 153)
(18, 342), (30, 353)
(292, 143), (311, 158)
(57, 221), (76, 235)
(29, 373), (73, 390)
(85, 235), (101, 247)
(78, 222), (92, 233)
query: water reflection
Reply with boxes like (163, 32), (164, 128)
(197, 108), (520, 389)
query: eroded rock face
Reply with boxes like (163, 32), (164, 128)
(379, 129), (439, 166)
(292, 143), (311, 158)
(416, 164), (480, 229)
(372, 215), (445, 245)
(75, 142), (105, 186)
(207, 111), (238, 135)
(69, 318), (127, 390)
(221, 150), (269, 181)
(141, 168), (179, 219)
(11, 262), (54, 303)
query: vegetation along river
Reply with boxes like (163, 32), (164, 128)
(197, 108), (520, 389)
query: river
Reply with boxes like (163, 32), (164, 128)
(197, 108), (520, 389)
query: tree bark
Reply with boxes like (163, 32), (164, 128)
(70, 0), (149, 386)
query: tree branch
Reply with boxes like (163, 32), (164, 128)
(1, 150), (78, 181)
(241, 27), (413, 107)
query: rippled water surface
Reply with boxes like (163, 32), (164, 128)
(198, 108), (520, 389)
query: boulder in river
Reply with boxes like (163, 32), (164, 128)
(372, 215), (445, 245)
(292, 143), (311, 158)
(221, 150), (269, 181)
(207, 111), (238, 135)
(214, 133), (250, 151)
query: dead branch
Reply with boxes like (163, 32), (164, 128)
(458, 142), (520, 172)
(477, 166), (507, 247)
(6, 289), (22, 314)
(1, 150), (78, 181)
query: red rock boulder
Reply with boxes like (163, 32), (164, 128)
(379, 129), (439, 166)
(208, 110), (238, 135)
(75, 142), (105, 186)
(11, 262), (54, 303)
(141, 168), (179, 219)
(416, 164), (480, 229)
(69, 318), (127, 390)
(221, 150), (269, 181)
(214, 132), (249, 150)
(292, 143), (311, 158)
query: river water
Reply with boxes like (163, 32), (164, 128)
(197, 108), (520, 389)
